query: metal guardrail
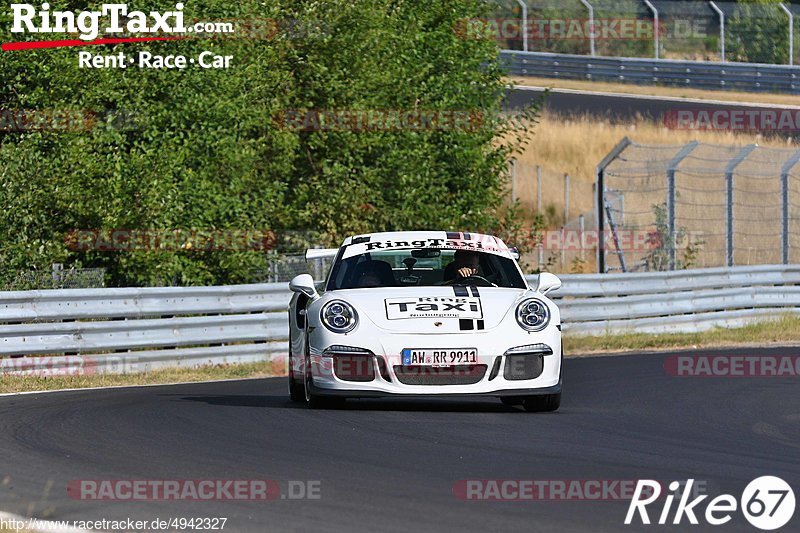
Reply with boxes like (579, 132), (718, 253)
(542, 264), (800, 335)
(0, 283), (292, 376)
(1, 265), (799, 375)
(501, 50), (800, 94)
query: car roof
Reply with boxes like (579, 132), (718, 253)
(339, 231), (515, 259)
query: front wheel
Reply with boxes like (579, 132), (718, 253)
(303, 353), (345, 409)
(288, 355), (305, 403)
(522, 392), (561, 412)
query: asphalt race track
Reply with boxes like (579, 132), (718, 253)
(0, 347), (798, 532)
(504, 86), (800, 125)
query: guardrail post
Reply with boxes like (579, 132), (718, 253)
(666, 142), (698, 270)
(51, 263), (63, 286)
(780, 3), (794, 66)
(643, 0), (659, 59)
(514, 0), (528, 52)
(580, 0), (596, 56)
(709, 2), (725, 63)
(595, 137), (632, 273)
(781, 150), (800, 264)
(725, 145), (757, 267)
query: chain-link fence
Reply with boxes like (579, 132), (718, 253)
(596, 138), (800, 273)
(3, 265), (106, 291)
(3, 254), (333, 290)
(248, 253), (333, 284)
(492, 0), (799, 65)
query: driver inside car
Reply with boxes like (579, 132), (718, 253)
(442, 250), (482, 283)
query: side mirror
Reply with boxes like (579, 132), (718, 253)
(289, 274), (319, 299)
(536, 272), (562, 295)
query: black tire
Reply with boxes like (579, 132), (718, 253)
(307, 395), (346, 410)
(288, 356), (305, 403)
(522, 392), (561, 412)
(303, 353), (345, 409)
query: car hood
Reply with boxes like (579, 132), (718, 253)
(322, 286), (535, 333)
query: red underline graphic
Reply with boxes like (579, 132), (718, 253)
(2, 36), (186, 52)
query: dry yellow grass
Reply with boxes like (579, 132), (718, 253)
(511, 112), (797, 218)
(509, 75), (800, 107)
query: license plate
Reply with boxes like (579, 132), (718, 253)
(401, 348), (478, 367)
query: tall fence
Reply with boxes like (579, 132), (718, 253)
(3, 265), (106, 291)
(595, 138), (800, 273)
(509, 159), (596, 273)
(491, 1), (800, 66)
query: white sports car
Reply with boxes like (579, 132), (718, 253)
(287, 231), (563, 411)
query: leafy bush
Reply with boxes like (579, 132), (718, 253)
(727, 0), (790, 64)
(0, 0), (528, 286)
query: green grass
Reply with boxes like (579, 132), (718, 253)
(564, 316), (800, 355)
(0, 360), (284, 394)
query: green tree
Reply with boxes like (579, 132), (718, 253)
(0, 0), (526, 286)
(727, 0), (790, 64)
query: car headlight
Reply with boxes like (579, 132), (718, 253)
(516, 298), (550, 332)
(320, 300), (358, 333)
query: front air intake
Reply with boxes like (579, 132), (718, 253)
(324, 346), (376, 382)
(503, 354), (544, 381)
(333, 355), (375, 382)
(393, 365), (487, 385)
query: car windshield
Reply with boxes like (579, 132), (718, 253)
(326, 248), (527, 290)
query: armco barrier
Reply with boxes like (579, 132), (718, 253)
(545, 264), (800, 335)
(1, 265), (799, 375)
(501, 50), (800, 94)
(0, 283), (292, 375)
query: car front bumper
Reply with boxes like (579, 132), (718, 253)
(305, 327), (562, 397)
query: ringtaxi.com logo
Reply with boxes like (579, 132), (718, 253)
(11, 2), (193, 41)
(626, 477), (795, 530)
